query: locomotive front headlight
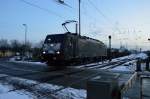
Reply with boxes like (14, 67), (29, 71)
(50, 44), (54, 47)
(56, 51), (60, 54)
(43, 51), (46, 54)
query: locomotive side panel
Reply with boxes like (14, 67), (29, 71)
(63, 34), (78, 60)
(78, 38), (107, 58)
(63, 34), (73, 60)
(63, 33), (107, 60)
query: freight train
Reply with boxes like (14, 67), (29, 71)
(41, 32), (107, 66)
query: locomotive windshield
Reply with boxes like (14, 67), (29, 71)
(44, 34), (64, 43)
(43, 34), (64, 54)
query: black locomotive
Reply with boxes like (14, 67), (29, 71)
(41, 32), (107, 66)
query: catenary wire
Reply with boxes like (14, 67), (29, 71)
(19, 0), (65, 19)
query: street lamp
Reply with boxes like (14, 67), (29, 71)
(22, 24), (27, 56)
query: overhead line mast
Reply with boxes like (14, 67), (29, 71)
(57, 0), (81, 35)
(79, 0), (81, 36)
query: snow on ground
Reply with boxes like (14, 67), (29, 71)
(112, 53), (148, 62)
(111, 60), (137, 72)
(135, 53), (148, 60)
(9, 57), (46, 66)
(0, 91), (35, 99)
(111, 66), (131, 71)
(77, 53), (148, 69)
(55, 87), (86, 99)
(110, 53), (148, 71)
(0, 74), (86, 99)
(0, 83), (13, 93)
(0, 72), (133, 99)
(0, 83), (35, 99)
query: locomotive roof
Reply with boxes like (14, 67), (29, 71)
(46, 32), (105, 44)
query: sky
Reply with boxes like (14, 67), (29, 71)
(0, 0), (150, 50)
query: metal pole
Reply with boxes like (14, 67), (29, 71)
(76, 23), (78, 34)
(23, 24), (27, 56)
(58, 0), (81, 35)
(79, 0), (81, 36)
(25, 25), (27, 49)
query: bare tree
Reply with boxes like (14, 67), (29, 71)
(34, 40), (44, 48)
(32, 40), (44, 60)
(0, 39), (10, 56)
(10, 40), (22, 55)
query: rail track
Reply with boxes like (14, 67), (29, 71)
(72, 57), (136, 70)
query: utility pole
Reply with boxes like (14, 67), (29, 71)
(79, 0), (81, 36)
(76, 23), (78, 34)
(57, 0), (81, 35)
